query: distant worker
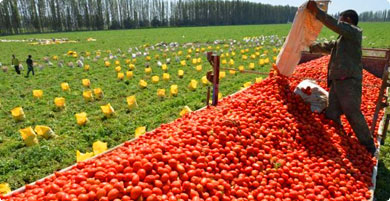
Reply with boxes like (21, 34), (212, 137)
(307, 2), (376, 155)
(26, 55), (35, 77)
(12, 55), (20, 75)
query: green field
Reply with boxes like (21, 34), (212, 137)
(1, 22), (390, 200)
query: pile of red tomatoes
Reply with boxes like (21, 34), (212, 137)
(2, 56), (381, 201)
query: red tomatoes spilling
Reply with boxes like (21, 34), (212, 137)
(2, 56), (380, 201)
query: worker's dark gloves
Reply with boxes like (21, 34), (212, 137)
(306, 1), (319, 15)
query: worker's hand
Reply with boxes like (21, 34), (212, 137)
(307, 1), (319, 15)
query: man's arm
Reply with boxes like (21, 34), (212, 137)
(309, 41), (335, 54)
(307, 1), (358, 39)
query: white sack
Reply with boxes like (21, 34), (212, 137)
(276, 1), (328, 76)
(294, 80), (329, 113)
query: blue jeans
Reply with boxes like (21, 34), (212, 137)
(27, 66), (34, 76)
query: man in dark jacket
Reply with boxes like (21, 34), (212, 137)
(307, 2), (376, 155)
(26, 55), (34, 77)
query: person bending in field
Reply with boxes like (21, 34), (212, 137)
(12, 55), (20, 75)
(26, 55), (35, 77)
(307, 2), (376, 155)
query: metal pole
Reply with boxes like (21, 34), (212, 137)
(381, 114), (390, 145)
(212, 54), (220, 106)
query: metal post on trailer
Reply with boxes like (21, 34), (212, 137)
(369, 49), (390, 143)
(370, 68), (390, 137)
(206, 52), (220, 106)
(212, 54), (220, 106)
(381, 114), (390, 145)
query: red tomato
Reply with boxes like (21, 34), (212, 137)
(142, 188), (153, 198)
(107, 188), (119, 200)
(137, 169), (147, 180)
(130, 186), (142, 199)
(77, 194), (89, 201)
(132, 174), (140, 185)
(96, 188), (107, 200)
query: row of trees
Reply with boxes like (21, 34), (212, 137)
(332, 9), (390, 22)
(0, 0), (297, 35)
(359, 10), (390, 22)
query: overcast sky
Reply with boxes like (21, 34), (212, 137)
(249, 0), (390, 14)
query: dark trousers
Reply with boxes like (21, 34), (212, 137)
(27, 66), (34, 76)
(325, 78), (376, 153)
(14, 65), (20, 74)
